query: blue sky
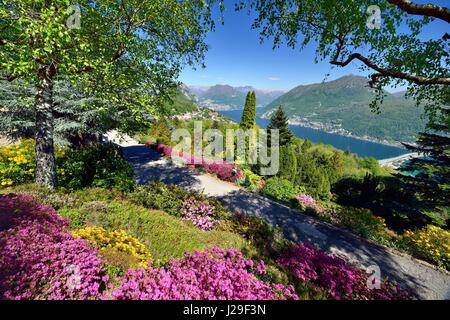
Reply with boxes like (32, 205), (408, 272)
(179, 1), (448, 92)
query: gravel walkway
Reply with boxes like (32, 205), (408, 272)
(108, 132), (450, 300)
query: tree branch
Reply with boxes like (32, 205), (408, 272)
(331, 52), (450, 85)
(386, 0), (450, 24)
(74, 43), (126, 75)
(0, 73), (18, 81)
(110, 43), (126, 62)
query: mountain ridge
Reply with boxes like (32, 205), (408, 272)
(189, 84), (285, 110)
(260, 75), (426, 144)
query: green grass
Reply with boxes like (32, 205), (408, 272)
(0, 183), (332, 298)
(59, 200), (254, 263)
(2, 184), (254, 264)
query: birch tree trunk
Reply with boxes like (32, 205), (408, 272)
(35, 68), (57, 189)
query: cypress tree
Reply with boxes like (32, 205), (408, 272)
(267, 105), (293, 146)
(240, 91), (256, 129)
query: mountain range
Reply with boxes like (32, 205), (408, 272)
(259, 75), (426, 144)
(189, 84), (285, 110)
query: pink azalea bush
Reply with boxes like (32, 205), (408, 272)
(0, 194), (105, 300)
(182, 198), (219, 231)
(154, 143), (242, 182)
(105, 246), (298, 300)
(277, 243), (411, 300)
(0, 194), (409, 301)
(0, 194), (297, 300)
(296, 194), (317, 209)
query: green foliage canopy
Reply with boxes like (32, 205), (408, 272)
(239, 0), (450, 111)
(0, 0), (220, 115)
(0, 0), (221, 187)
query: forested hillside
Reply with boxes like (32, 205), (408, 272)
(261, 75), (426, 143)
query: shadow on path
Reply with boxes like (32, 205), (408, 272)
(120, 143), (450, 300)
(122, 145), (203, 192)
(218, 190), (450, 300)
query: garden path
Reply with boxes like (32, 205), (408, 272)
(106, 132), (450, 300)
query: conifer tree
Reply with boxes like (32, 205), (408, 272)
(240, 91), (256, 129)
(0, 78), (151, 147)
(400, 92), (450, 209)
(267, 105), (293, 146)
(279, 144), (297, 182)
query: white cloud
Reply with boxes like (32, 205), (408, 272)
(268, 76), (281, 81)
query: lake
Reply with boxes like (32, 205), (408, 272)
(219, 109), (409, 160)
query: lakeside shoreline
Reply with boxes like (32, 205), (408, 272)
(256, 111), (409, 149)
(219, 109), (409, 159)
(285, 119), (406, 148)
(209, 106), (412, 149)
(378, 152), (421, 167)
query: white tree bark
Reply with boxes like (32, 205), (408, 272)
(35, 71), (57, 189)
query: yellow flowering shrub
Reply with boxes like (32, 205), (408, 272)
(403, 225), (450, 270)
(0, 139), (66, 188)
(72, 226), (152, 270)
(238, 169), (265, 192)
(0, 139), (35, 187)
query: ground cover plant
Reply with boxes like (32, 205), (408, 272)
(0, 194), (105, 299)
(0, 183), (415, 300)
(182, 198), (220, 231)
(105, 247), (298, 300)
(277, 243), (411, 300)
(0, 192), (297, 300)
(72, 226), (152, 276)
(400, 225), (450, 271)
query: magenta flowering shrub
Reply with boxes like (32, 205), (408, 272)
(0, 194), (105, 300)
(202, 160), (242, 182)
(296, 194), (317, 209)
(153, 143), (242, 182)
(155, 143), (173, 158)
(277, 243), (411, 300)
(106, 246), (298, 300)
(182, 198), (219, 231)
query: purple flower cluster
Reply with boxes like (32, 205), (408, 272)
(296, 194), (316, 208)
(106, 246), (298, 300)
(154, 144), (242, 182)
(277, 243), (411, 300)
(182, 198), (219, 231)
(0, 195), (298, 300)
(1, 194), (409, 301)
(0, 194), (105, 300)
